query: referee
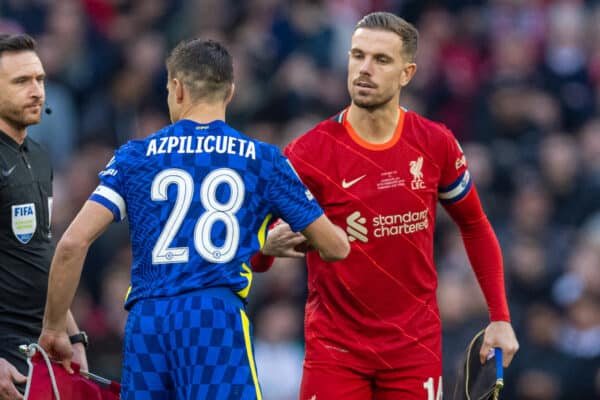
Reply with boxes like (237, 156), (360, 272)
(0, 33), (86, 399)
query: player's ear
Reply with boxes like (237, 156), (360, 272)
(224, 83), (235, 106)
(174, 78), (185, 104)
(400, 62), (417, 87)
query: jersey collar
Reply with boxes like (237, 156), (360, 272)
(337, 107), (405, 151)
(0, 130), (28, 152)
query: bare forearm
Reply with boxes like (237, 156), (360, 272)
(302, 215), (349, 262)
(43, 240), (88, 332)
(65, 310), (80, 335)
(44, 201), (113, 332)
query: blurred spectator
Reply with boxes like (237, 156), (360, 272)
(26, 79), (78, 170)
(538, 132), (582, 226)
(254, 301), (304, 400)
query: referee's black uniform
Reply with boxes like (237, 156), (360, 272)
(0, 130), (53, 375)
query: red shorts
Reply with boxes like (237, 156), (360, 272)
(300, 360), (442, 400)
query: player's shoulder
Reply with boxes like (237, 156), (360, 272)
(286, 113), (346, 153)
(403, 109), (464, 170)
(305, 113), (347, 138)
(404, 108), (456, 141)
(114, 123), (175, 159)
(224, 122), (281, 160)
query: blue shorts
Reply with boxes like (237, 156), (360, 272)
(121, 288), (262, 399)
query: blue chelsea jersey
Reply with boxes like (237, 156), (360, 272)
(90, 119), (323, 309)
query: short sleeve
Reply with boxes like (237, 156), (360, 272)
(267, 152), (323, 232)
(89, 153), (127, 221)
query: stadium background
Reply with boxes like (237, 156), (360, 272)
(2, 0), (599, 398)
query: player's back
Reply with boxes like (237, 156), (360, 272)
(97, 119), (319, 309)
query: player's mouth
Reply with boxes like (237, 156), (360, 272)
(354, 79), (377, 89)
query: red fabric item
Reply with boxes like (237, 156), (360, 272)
(443, 187), (510, 322)
(284, 111), (456, 369)
(81, 0), (117, 35)
(280, 108), (511, 372)
(25, 353), (120, 400)
(300, 359), (442, 400)
(250, 251), (275, 273)
(250, 219), (280, 272)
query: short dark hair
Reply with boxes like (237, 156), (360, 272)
(0, 33), (36, 56)
(355, 12), (418, 62)
(166, 38), (234, 102)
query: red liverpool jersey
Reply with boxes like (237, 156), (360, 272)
(285, 108), (473, 370)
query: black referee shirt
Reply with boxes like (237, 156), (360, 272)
(0, 130), (53, 339)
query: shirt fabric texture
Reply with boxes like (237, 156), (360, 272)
(284, 108), (506, 370)
(0, 130), (53, 374)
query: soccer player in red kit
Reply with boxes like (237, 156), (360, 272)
(251, 11), (519, 400)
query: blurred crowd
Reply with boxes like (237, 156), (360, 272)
(1, 0), (599, 399)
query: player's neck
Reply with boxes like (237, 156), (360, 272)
(179, 102), (227, 124)
(0, 118), (27, 145)
(346, 103), (400, 144)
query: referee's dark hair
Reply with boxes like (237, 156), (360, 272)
(0, 33), (36, 56)
(166, 38), (234, 103)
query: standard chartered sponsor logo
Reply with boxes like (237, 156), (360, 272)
(346, 211), (368, 242)
(373, 209), (429, 237)
(346, 208), (429, 241)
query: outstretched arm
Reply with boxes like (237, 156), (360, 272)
(250, 220), (305, 272)
(443, 187), (519, 367)
(39, 201), (113, 372)
(300, 214), (349, 262)
(251, 215), (349, 271)
(262, 220), (311, 258)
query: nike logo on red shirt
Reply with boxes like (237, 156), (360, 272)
(342, 174), (366, 188)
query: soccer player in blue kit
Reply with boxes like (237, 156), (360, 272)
(37, 38), (349, 399)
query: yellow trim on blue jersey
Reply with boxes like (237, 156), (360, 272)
(258, 213), (273, 248)
(236, 263), (253, 299)
(240, 310), (262, 400)
(237, 213), (272, 299)
(124, 285), (132, 303)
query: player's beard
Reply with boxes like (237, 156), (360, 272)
(351, 90), (396, 112)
